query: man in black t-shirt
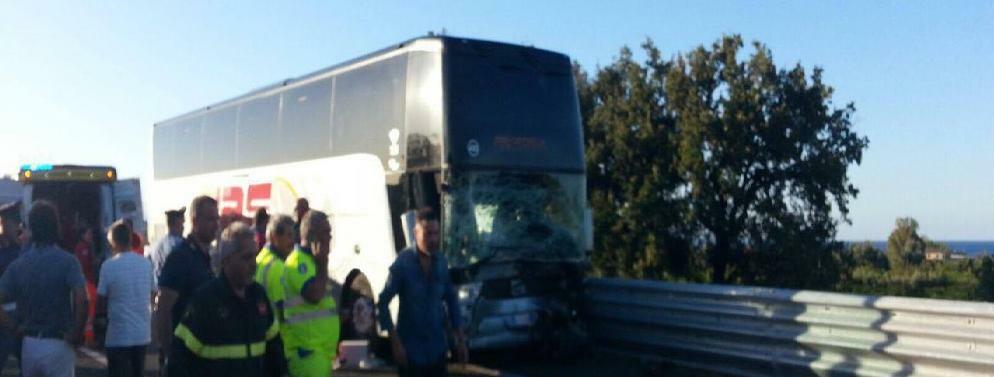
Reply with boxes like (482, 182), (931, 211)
(153, 196), (220, 370)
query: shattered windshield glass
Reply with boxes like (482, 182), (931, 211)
(443, 171), (585, 267)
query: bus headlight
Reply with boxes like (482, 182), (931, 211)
(458, 282), (482, 301)
(457, 282), (482, 332)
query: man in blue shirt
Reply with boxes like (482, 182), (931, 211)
(0, 201), (88, 377)
(146, 207), (185, 282)
(378, 207), (468, 377)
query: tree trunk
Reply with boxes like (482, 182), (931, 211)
(710, 234), (731, 283)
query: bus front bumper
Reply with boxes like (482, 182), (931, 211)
(463, 295), (583, 350)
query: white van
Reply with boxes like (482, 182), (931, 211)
(18, 164), (146, 259)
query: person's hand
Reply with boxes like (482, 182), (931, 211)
(314, 239), (331, 266)
(456, 341), (469, 365)
(390, 333), (408, 368)
(453, 329), (469, 364)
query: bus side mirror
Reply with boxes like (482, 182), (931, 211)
(583, 207), (594, 253)
(400, 210), (417, 250)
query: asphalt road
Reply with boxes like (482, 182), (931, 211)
(2, 347), (711, 377)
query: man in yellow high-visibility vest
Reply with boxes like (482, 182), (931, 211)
(254, 214), (295, 377)
(255, 215), (297, 316)
(283, 209), (340, 377)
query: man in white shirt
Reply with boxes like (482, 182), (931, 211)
(98, 220), (155, 377)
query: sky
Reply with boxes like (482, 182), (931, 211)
(0, 1), (991, 240)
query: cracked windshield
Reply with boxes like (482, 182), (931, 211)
(444, 171), (585, 267)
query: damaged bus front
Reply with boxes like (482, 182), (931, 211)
(439, 39), (592, 351)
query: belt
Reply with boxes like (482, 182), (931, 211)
(25, 329), (63, 339)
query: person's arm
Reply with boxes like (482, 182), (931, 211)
(154, 288), (179, 354)
(261, 294), (286, 377)
(94, 294), (108, 347)
(66, 257), (88, 347)
(95, 294), (107, 323)
(68, 286), (88, 347)
(155, 250), (186, 354)
(377, 264), (399, 334)
(442, 259), (468, 363)
(149, 262), (157, 307)
(300, 272), (328, 304)
(377, 263), (406, 367)
(165, 335), (197, 377)
(266, 265), (286, 323)
(0, 268), (19, 338)
(0, 292), (18, 338)
(166, 296), (204, 377)
(301, 247), (330, 304)
(95, 267), (109, 346)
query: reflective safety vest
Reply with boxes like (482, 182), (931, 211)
(254, 245), (287, 321)
(282, 246), (341, 357)
(167, 277), (280, 377)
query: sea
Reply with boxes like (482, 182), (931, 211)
(846, 241), (994, 258)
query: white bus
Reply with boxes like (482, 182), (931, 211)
(150, 36), (591, 351)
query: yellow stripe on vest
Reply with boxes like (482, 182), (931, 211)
(265, 320), (279, 341)
(284, 309), (340, 325)
(174, 324), (267, 359)
(284, 295), (337, 309)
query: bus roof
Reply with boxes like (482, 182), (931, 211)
(154, 36), (569, 127)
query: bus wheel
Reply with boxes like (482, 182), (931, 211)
(341, 271), (376, 340)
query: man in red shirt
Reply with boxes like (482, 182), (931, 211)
(73, 228), (97, 346)
(123, 218), (144, 255)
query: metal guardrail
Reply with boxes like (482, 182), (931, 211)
(583, 278), (994, 377)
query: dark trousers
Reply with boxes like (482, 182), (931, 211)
(398, 359), (448, 377)
(0, 333), (18, 376)
(106, 345), (147, 377)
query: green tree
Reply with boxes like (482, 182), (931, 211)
(887, 217), (926, 268)
(664, 35), (868, 283)
(849, 241), (889, 269)
(975, 256), (994, 301)
(576, 42), (690, 280)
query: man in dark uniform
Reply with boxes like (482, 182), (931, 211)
(154, 196), (220, 370)
(0, 201), (22, 374)
(166, 222), (282, 377)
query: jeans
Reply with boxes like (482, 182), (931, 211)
(20, 336), (74, 377)
(106, 345), (147, 377)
